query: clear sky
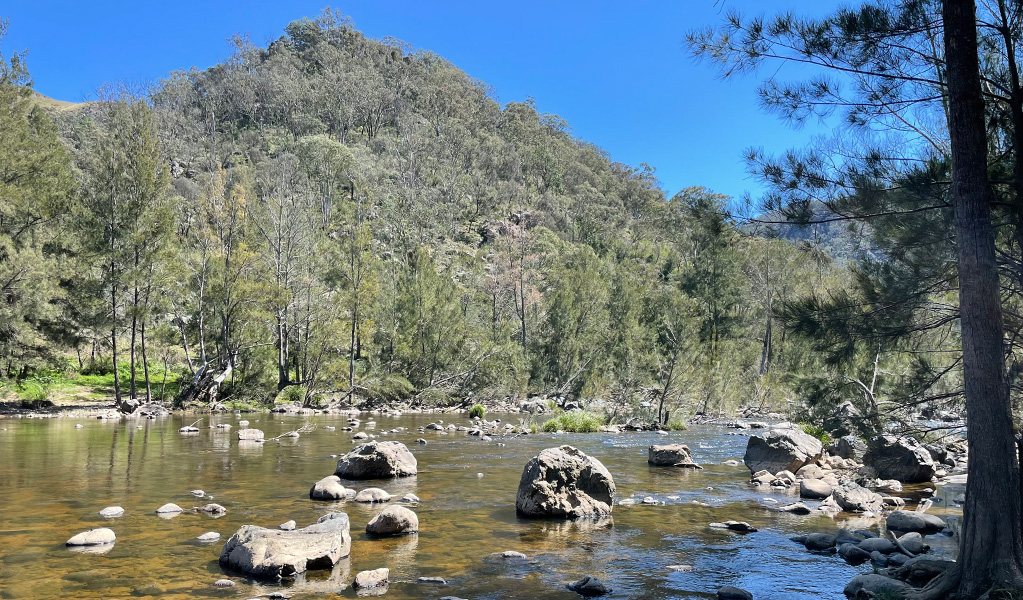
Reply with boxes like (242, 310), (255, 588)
(3, 1), (842, 201)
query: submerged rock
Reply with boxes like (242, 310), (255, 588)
(197, 532), (221, 542)
(743, 429), (823, 475)
(647, 444), (702, 468)
(66, 528), (116, 547)
(219, 512), (351, 579)
(366, 506), (419, 536)
(99, 506), (124, 518)
(515, 445), (615, 519)
(717, 586), (753, 600)
(355, 488), (393, 503)
(335, 441), (418, 479)
(567, 575), (611, 597)
(237, 428), (265, 441)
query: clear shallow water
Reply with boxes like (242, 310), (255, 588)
(0, 413), (959, 599)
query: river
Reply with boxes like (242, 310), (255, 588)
(0, 412), (961, 599)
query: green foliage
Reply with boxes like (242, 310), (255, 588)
(666, 418), (688, 431)
(17, 377), (54, 403)
(542, 410), (606, 433)
(800, 422), (833, 447)
(363, 373), (415, 405)
(468, 403), (485, 419)
(274, 385), (306, 405)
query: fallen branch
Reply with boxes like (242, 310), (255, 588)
(886, 529), (917, 558)
(264, 422), (317, 442)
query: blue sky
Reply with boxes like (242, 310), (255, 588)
(3, 1), (842, 200)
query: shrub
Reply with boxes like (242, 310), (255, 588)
(364, 373), (415, 404)
(274, 385), (306, 405)
(800, 422), (833, 446)
(81, 358), (116, 376)
(18, 377), (54, 403)
(468, 403), (486, 419)
(542, 410), (605, 433)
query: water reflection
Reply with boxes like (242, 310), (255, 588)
(0, 413), (963, 600)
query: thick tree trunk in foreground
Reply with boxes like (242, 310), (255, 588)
(923, 1), (1023, 596)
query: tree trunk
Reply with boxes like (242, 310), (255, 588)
(110, 261), (120, 404)
(928, 0), (1023, 596)
(141, 319), (151, 402)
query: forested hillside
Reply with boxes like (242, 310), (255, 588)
(2, 12), (845, 417)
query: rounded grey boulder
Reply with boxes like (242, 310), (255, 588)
(310, 475), (348, 500)
(355, 487), (393, 503)
(886, 510), (945, 534)
(515, 445), (615, 519)
(799, 479), (833, 499)
(366, 505), (419, 536)
(335, 441), (417, 479)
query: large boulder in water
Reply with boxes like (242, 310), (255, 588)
(516, 445), (615, 519)
(843, 574), (913, 599)
(831, 435), (868, 461)
(886, 510), (945, 534)
(743, 429), (823, 475)
(648, 444), (701, 468)
(833, 480), (884, 513)
(863, 436), (935, 483)
(219, 512), (351, 579)
(334, 441), (417, 479)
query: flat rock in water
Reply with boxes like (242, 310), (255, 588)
(858, 537), (896, 554)
(99, 506), (124, 518)
(219, 512), (351, 579)
(515, 445), (615, 519)
(417, 577), (447, 584)
(838, 543), (871, 564)
(310, 475), (348, 500)
(886, 510), (945, 534)
(212, 579), (235, 588)
(365, 506), (418, 536)
(567, 575), (611, 597)
(237, 429), (265, 441)
(717, 586), (754, 600)
(353, 567), (389, 589)
(355, 488), (392, 503)
(197, 532), (221, 542)
(191, 490), (205, 497)
(66, 528), (116, 546)
(156, 503), (183, 514)
(335, 441), (417, 479)
(778, 502), (811, 515)
(400, 493), (420, 503)
(279, 520), (296, 531)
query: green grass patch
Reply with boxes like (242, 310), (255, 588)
(666, 417), (688, 431)
(542, 410), (605, 433)
(468, 403), (486, 419)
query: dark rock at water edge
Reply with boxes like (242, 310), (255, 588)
(567, 575), (611, 597)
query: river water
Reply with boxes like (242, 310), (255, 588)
(0, 413), (961, 600)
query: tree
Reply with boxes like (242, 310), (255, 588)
(690, 1), (1023, 595)
(0, 20), (74, 377)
